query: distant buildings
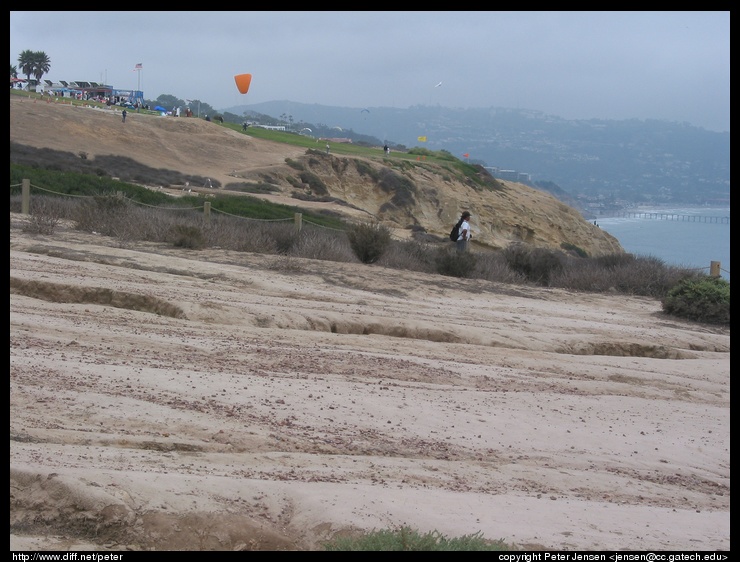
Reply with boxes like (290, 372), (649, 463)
(484, 167), (531, 184)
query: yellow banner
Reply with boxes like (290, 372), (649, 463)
(417, 136), (427, 142)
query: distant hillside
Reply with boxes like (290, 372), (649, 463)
(224, 101), (730, 208)
(10, 94), (625, 258)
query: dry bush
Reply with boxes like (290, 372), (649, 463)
(199, 215), (253, 250)
(548, 253), (700, 298)
(347, 221), (393, 264)
(289, 226), (357, 263)
(73, 195), (134, 238)
(603, 255), (698, 298)
(12, 192), (710, 308)
(502, 243), (568, 285)
(376, 239), (436, 273)
(20, 195), (82, 235)
(434, 246), (478, 278)
(232, 221), (281, 254)
(134, 207), (195, 243)
(472, 251), (528, 284)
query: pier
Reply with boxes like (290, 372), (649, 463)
(613, 212), (729, 224)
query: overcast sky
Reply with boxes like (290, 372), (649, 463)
(10, 11), (730, 132)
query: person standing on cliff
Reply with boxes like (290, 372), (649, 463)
(456, 211), (472, 252)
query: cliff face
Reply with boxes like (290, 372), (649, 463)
(235, 150), (625, 257)
(10, 95), (624, 257)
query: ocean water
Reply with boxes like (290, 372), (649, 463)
(594, 206), (730, 281)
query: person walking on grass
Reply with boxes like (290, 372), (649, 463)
(456, 211), (472, 252)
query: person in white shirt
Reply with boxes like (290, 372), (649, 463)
(457, 211), (472, 252)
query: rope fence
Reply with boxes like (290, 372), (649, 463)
(12, 179), (729, 277)
(12, 178), (348, 234)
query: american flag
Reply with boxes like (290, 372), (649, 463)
(133, 63), (143, 71)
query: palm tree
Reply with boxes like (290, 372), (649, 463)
(31, 51), (51, 83)
(10, 64), (18, 79)
(16, 50), (51, 90)
(17, 50), (36, 84)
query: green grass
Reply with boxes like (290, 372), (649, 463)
(321, 527), (512, 551)
(9, 163), (347, 230)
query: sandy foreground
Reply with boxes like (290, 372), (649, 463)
(9, 216), (730, 552)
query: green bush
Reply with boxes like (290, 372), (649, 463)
(662, 276), (730, 325)
(347, 221), (392, 264)
(322, 526), (510, 551)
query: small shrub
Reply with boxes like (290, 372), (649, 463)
(22, 196), (64, 235)
(286, 175), (302, 189)
(503, 243), (566, 285)
(560, 242), (588, 258)
(289, 227), (358, 263)
(435, 246), (478, 278)
(593, 253), (636, 269)
(299, 171), (329, 196)
(662, 276), (730, 325)
(354, 160), (379, 180)
(347, 221), (392, 264)
(376, 239), (436, 273)
(233, 222), (280, 254)
(169, 224), (205, 249)
(608, 255), (689, 298)
(285, 158), (304, 171)
(473, 251), (527, 284)
(73, 194), (138, 241)
(377, 168), (416, 207)
(269, 223), (301, 254)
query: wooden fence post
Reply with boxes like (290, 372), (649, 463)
(204, 201), (211, 223)
(21, 178), (30, 215)
(710, 261), (721, 278)
(294, 212), (303, 231)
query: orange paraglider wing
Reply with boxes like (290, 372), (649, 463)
(234, 74), (252, 95)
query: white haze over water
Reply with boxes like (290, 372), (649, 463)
(596, 207), (730, 281)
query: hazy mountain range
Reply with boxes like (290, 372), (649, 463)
(224, 101), (730, 208)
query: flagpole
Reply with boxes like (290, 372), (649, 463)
(133, 63), (143, 110)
